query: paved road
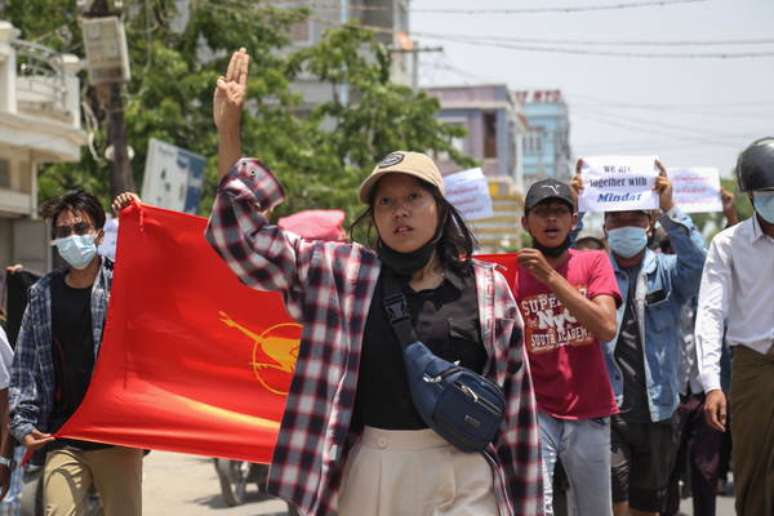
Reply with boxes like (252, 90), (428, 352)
(680, 494), (736, 516)
(142, 451), (736, 515)
(143, 452), (292, 516)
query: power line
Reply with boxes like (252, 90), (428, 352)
(412, 0), (706, 15)
(265, 0), (706, 15)
(578, 106), (762, 140)
(568, 93), (774, 109)
(309, 18), (774, 59)
(426, 33), (774, 48)
(574, 111), (751, 148)
(573, 104), (774, 123)
(417, 33), (774, 59)
(274, 1), (392, 12)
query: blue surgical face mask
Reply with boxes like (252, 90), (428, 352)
(54, 234), (98, 270)
(607, 226), (648, 259)
(753, 191), (774, 224)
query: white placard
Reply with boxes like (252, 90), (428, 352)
(578, 156), (660, 213)
(667, 167), (722, 213)
(97, 217), (119, 262)
(443, 167), (494, 221)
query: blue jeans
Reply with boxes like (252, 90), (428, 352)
(539, 412), (613, 516)
(0, 447), (25, 516)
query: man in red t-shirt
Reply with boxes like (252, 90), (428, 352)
(513, 179), (621, 516)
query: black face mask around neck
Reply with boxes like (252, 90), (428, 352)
(531, 233), (572, 258)
(377, 238), (436, 277)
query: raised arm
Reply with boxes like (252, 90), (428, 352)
(205, 50), (337, 318)
(653, 162), (706, 303)
(213, 49), (248, 178)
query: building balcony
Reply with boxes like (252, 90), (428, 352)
(0, 187), (31, 217)
(0, 20), (86, 162)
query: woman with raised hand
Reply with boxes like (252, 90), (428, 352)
(206, 48), (542, 516)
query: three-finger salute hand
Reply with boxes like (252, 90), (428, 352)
(213, 48), (250, 131)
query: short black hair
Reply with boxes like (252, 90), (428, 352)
(41, 190), (106, 237)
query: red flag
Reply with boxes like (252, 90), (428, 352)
(56, 203), (299, 463)
(475, 252), (518, 286)
(57, 203), (518, 463)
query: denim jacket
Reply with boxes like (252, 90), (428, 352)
(603, 208), (706, 422)
(9, 259), (113, 442)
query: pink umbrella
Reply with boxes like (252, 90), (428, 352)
(277, 209), (347, 241)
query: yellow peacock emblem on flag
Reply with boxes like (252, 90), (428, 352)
(218, 311), (301, 396)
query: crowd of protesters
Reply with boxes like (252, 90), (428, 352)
(0, 47), (770, 516)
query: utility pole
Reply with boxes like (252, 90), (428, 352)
(390, 45), (443, 91)
(104, 70), (134, 198)
(83, 0), (134, 199)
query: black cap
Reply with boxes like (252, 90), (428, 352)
(525, 179), (575, 211)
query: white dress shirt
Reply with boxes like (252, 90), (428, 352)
(696, 215), (774, 393)
(0, 327), (13, 390)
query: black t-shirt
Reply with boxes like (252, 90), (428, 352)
(614, 266), (651, 422)
(353, 267), (487, 430)
(49, 273), (109, 450)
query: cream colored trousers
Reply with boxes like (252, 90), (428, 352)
(338, 427), (498, 516)
(43, 446), (143, 516)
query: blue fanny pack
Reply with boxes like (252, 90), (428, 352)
(383, 274), (505, 452)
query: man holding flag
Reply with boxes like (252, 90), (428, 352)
(10, 191), (140, 516)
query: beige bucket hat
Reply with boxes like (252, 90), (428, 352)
(358, 151), (445, 204)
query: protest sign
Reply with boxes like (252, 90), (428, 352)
(97, 217), (119, 261)
(667, 167), (722, 213)
(443, 167), (494, 221)
(578, 156), (659, 213)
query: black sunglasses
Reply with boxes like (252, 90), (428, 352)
(53, 222), (94, 240)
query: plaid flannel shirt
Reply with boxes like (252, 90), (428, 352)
(9, 261), (112, 442)
(206, 159), (543, 516)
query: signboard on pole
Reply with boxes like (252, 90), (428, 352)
(578, 156), (660, 213)
(443, 167), (494, 221)
(667, 167), (722, 213)
(81, 16), (131, 85)
(141, 138), (206, 214)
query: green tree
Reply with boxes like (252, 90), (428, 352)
(690, 174), (753, 241)
(2, 0), (472, 227)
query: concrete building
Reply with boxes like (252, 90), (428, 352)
(0, 21), (86, 275)
(514, 89), (572, 183)
(424, 84), (527, 181)
(424, 84), (527, 251)
(287, 0), (413, 110)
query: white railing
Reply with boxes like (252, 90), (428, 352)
(12, 38), (71, 115)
